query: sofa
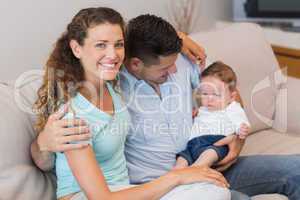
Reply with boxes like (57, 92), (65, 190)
(0, 23), (299, 200)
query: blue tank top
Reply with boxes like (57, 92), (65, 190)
(56, 83), (130, 198)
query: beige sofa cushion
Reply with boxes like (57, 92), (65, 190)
(0, 80), (55, 200)
(241, 129), (300, 156)
(190, 23), (280, 133)
(252, 194), (288, 200)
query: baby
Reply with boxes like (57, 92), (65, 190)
(175, 61), (251, 169)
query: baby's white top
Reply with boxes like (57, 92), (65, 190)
(190, 101), (250, 140)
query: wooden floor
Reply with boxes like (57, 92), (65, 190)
(272, 45), (300, 79)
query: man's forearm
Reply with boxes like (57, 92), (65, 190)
(235, 90), (244, 107)
(30, 138), (55, 171)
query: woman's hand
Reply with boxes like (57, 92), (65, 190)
(178, 31), (207, 70)
(171, 165), (230, 188)
(37, 104), (91, 152)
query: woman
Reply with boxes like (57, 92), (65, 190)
(32, 7), (229, 200)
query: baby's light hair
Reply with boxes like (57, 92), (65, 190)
(202, 61), (237, 91)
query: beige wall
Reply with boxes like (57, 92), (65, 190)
(0, 0), (231, 81)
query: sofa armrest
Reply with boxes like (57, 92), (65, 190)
(273, 75), (300, 134)
(0, 83), (55, 200)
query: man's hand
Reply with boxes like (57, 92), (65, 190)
(214, 135), (245, 172)
(31, 103), (92, 171)
(37, 103), (91, 152)
(178, 31), (206, 70)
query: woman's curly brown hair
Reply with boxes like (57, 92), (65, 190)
(33, 7), (125, 133)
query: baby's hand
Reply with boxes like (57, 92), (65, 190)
(238, 123), (251, 139)
(173, 157), (189, 170)
(192, 108), (199, 119)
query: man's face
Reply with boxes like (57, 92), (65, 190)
(138, 53), (178, 85)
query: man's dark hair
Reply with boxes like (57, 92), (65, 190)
(125, 14), (182, 66)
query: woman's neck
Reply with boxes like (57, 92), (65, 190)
(79, 80), (114, 115)
(84, 73), (107, 93)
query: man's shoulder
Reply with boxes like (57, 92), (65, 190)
(119, 66), (137, 92)
(171, 54), (200, 89)
(175, 54), (195, 68)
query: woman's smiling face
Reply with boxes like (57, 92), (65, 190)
(71, 23), (125, 83)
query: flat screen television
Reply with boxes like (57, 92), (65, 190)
(233, 0), (300, 29)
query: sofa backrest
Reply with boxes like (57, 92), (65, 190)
(0, 72), (55, 200)
(190, 23), (281, 133)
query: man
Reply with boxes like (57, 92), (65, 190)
(32, 14), (300, 200)
(120, 14), (245, 199)
(121, 14), (202, 183)
(120, 14), (300, 200)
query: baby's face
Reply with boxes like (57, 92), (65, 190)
(199, 76), (234, 111)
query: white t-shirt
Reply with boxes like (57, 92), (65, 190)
(190, 101), (250, 140)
